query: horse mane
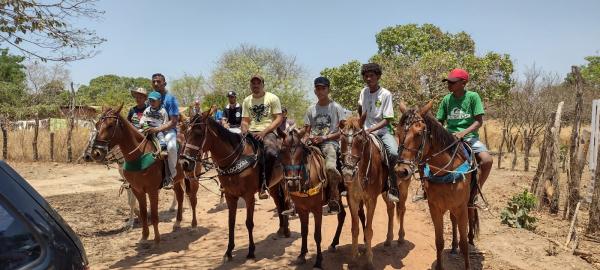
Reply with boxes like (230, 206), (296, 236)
(205, 116), (242, 146)
(399, 109), (458, 152)
(344, 116), (362, 130)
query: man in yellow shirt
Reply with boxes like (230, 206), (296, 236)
(241, 75), (283, 199)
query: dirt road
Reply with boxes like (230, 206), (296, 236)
(9, 161), (595, 269)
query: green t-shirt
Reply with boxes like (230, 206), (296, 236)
(436, 90), (485, 138)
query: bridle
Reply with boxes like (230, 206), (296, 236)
(340, 127), (371, 182)
(92, 114), (122, 155)
(280, 130), (309, 186)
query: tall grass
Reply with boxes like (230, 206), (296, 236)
(1, 127), (90, 162)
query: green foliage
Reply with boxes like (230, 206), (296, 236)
(171, 74), (205, 107)
(322, 24), (514, 110)
(207, 44), (310, 123)
(0, 48), (28, 119)
(320, 60), (363, 109)
(500, 190), (538, 230)
(77, 75), (151, 107)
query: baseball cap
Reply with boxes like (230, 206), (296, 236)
(227, 91), (237, 97)
(442, 68), (469, 82)
(314, 76), (330, 87)
(250, 75), (264, 83)
(148, 91), (161, 101)
(130, 87), (148, 97)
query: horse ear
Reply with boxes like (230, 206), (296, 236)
(359, 113), (367, 129)
(338, 119), (346, 131)
(419, 101), (434, 116)
(209, 105), (217, 116)
(399, 101), (407, 114)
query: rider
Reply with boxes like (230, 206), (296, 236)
(126, 87), (148, 129)
(357, 63), (400, 203)
(139, 91), (169, 147)
(145, 73), (180, 190)
(303, 76), (345, 214)
(222, 91), (242, 133)
(241, 75), (284, 200)
(414, 68), (493, 205)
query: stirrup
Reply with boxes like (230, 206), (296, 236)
(323, 200), (341, 215)
(387, 190), (400, 203)
(258, 184), (269, 199)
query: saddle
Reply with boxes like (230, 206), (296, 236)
(288, 146), (328, 198)
(216, 133), (260, 176)
(424, 142), (474, 184)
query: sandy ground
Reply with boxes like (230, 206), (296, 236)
(8, 161), (598, 270)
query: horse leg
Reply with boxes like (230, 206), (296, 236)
(450, 213), (459, 254)
(148, 189), (160, 244)
(454, 207), (470, 270)
(272, 185), (291, 238)
(314, 206), (323, 269)
(224, 195), (237, 261)
(365, 199), (377, 269)
(384, 196), (394, 247)
(173, 182), (184, 230)
(188, 178), (199, 228)
(244, 194), (256, 259)
(328, 198), (346, 251)
(126, 188), (137, 230)
(169, 189), (177, 212)
(430, 205), (445, 270)
(294, 209), (309, 265)
(397, 178), (410, 244)
(358, 202), (367, 243)
(132, 189), (149, 241)
(347, 196), (360, 263)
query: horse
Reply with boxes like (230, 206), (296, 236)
(179, 109), (290, 261)
(89, 105), (199, 244)
(395, 101), (479, 270)
(339, 115), (405, 268)
(280, 128), (361, 269)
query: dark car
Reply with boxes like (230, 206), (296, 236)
(0, 161), (88, 270)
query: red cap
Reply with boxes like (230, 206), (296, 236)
(443, 68), (469, 82)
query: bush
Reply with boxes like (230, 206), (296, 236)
(500, 189), (538, 230)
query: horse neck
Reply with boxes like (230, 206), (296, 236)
(423, 139), (465, 171)
(357, 136), (379, 182)
(203, 124), (237, 166)
(114, 116), (151, 162)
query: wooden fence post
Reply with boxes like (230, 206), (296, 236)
(498, 128), (506, 169)
(588, 138), (600, 234)
(531, 112), (553, 193)
(1, 118), (7, 160)
(50, 132), (55, 161)
(32, 113), (39, 161)
(567, 66), (585, 220)
(66, 82), (75, 163)
(536, 101), (563, 214)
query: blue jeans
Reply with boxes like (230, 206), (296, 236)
(378, 132), (398, 183)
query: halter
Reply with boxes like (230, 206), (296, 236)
(280, 130), (309, 185)
(93, 114), (121, 154)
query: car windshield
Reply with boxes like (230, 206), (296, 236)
(0, 201), (42, 270)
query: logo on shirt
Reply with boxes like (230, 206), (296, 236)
(313, 113), (331, 136)
(250, 104), (270, 122)
(448, 107), (471, 120)
(235, 112), (241, 118)
(375, 99), (382, 108)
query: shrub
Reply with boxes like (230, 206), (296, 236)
(500, 189), (538, 230)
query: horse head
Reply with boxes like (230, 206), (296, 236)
(395, 101), (433, 179)
(339, 115), (369, 182)
(280, 128), (308, 191)
(91, 104), (124, 162)
(179, 108), (213, 172)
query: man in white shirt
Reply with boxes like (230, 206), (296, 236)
(357, 63), (400, 203)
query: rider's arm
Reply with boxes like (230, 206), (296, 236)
(457, 114), (483, 137)
(263, 113), (283, 134)
(157, 115), (178, 132)
(241, 117), (250, 134)
(366, 118), (390, 133)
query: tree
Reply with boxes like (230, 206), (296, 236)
(170, 73), (205, 107)
(207, 44), (310, 123)
(322, 24), (514, 110)
(320, 60), (363, 109)
(25, 62), (70, 106)
(0, 49), (27, 159)
(0, 0), (105, 62)
(77, 75), (151, 107)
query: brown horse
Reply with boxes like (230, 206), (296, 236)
(90, 106), (199, 244)
(395, 102), (479, 270)
(179, 109), (290, 261)
(339, 115), (405, 268)
(280, 128), (362, 269)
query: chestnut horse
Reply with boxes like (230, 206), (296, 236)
(280, 129), (363, 269)
(90, 106), (199, 244)
(395, 102), (479, 270)
(179, 110), (290, 261)
(339, 115), (408, 268)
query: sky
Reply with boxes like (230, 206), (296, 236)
(65, 0), (600, 87)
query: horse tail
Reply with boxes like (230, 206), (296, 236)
(184, 177), (190, 194)
(472, 208), (480, 239)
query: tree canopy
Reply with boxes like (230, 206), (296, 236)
(76, 75), (151, 107)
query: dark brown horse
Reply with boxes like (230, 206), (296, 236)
(339, 115), (405, 268)
(280, 128), (359, 269)
(179, 109), (290, 261)
(90, 106), (199, 244)
(395, 102), (479, 270)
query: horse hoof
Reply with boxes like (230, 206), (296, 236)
(384, 240), (392, 247)
(313, 263), (323, 269)
(291, 256), (306, 265)
(397, 239), (405, 246)
(222, 254), (233, 263)
(328, 245), (337, 252)
(191, 221), (198, 228)
(284, 228), (291, 238)
(450, 248), (459, 255)
(246, 253), (256, 260)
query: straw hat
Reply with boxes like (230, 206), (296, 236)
(130, 87), (148, 97)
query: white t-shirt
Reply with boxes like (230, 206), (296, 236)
(357, 87), (394, 135)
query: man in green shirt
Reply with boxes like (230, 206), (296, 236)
(414, 68), (493, 205)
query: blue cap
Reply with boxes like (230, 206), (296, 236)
(314, 76), (330, 87)
(148, 91), (161, 101)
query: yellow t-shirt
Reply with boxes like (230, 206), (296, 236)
(242, 92), (282, 132)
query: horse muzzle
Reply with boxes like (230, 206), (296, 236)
(394, 163), (414, 180)
(179, 156), (196, 172)
(90, 147), (107, 162)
